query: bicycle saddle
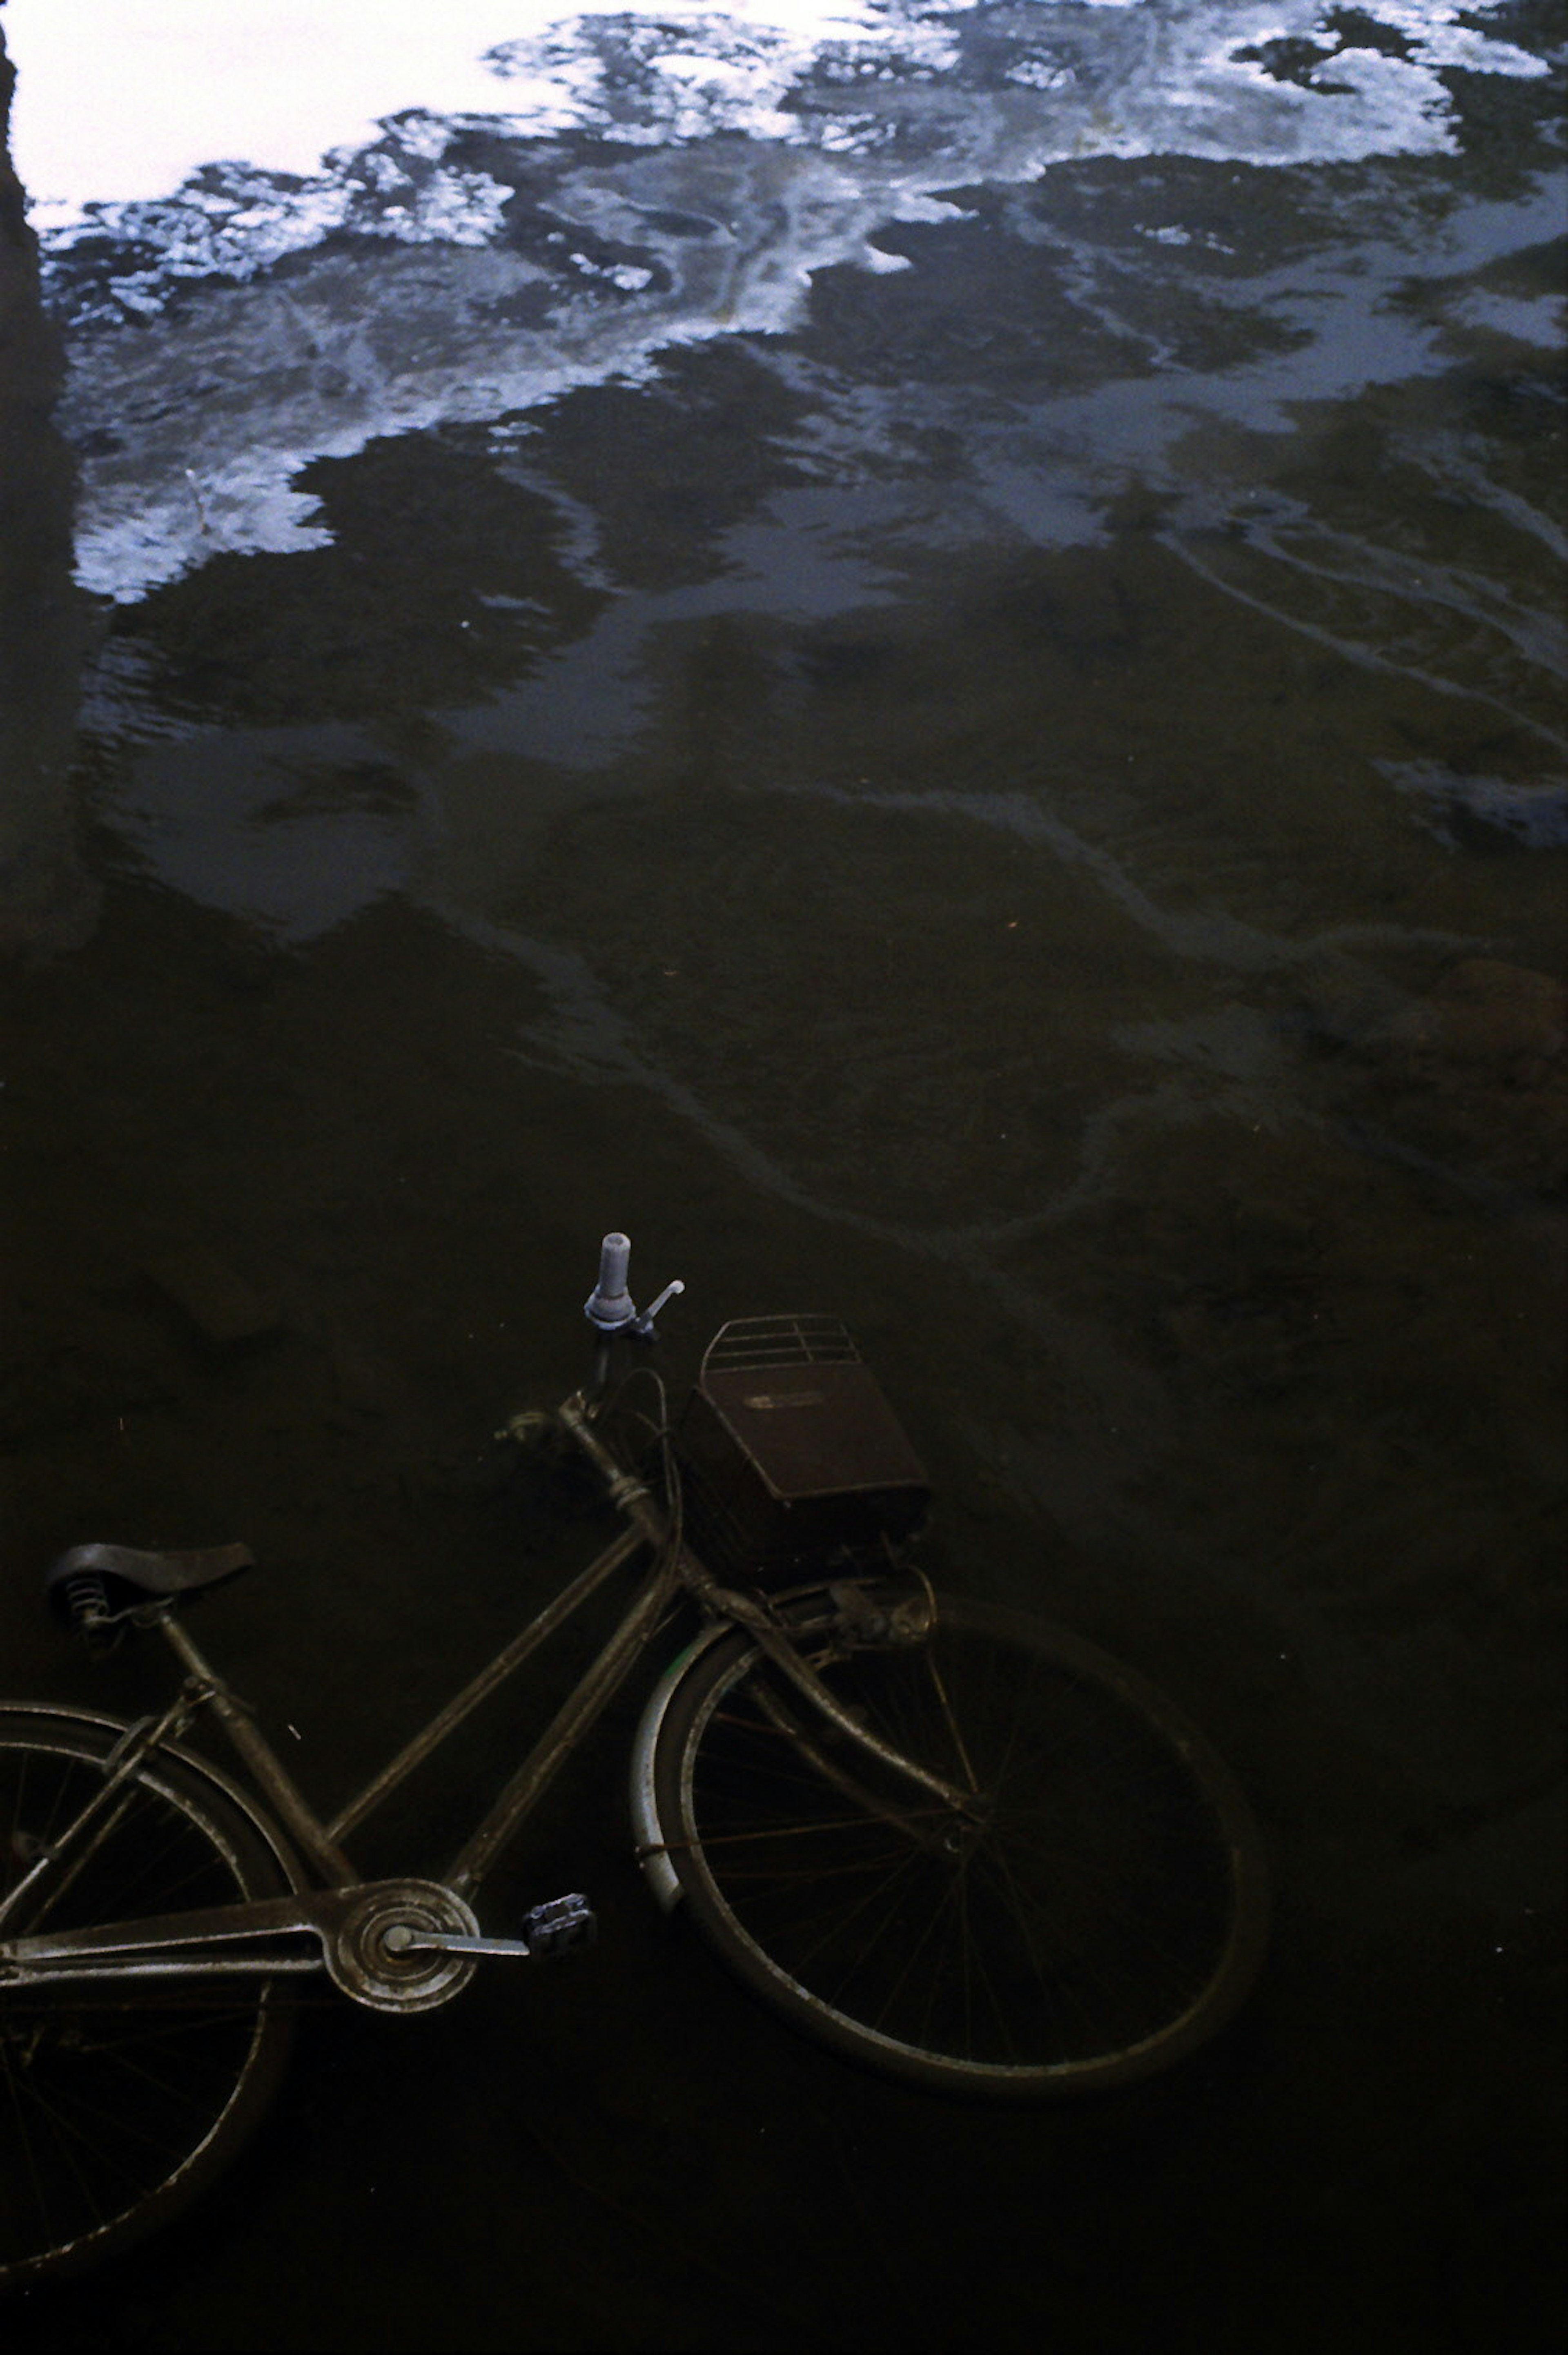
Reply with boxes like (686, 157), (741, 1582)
(46, 1542), (256, 1623)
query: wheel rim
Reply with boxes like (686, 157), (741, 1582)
(669, 1606), (1264, 2088)
(0, 1730), (285, 2284)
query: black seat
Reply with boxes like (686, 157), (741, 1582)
(47, 1542), (256, 1624)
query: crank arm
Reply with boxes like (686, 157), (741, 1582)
(384, 1930), (533, 1957)
(385, 1893), (596, 1962)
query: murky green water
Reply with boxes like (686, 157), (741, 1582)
(2, 5), (1564, 2347)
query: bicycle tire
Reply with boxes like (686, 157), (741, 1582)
(0, 1708), (296, 2288)
(647, 1597), (1268, 2097)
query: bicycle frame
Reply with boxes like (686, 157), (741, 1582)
(0, 1384), (973, 1994)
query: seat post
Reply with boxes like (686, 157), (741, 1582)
(157, 1611), (359, 1887)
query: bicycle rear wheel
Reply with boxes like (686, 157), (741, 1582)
(648, 1598), (1267, 2096)
(0, 1709), (296, 2288)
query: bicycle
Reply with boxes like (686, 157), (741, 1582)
(0, 1234), (1269, 2288)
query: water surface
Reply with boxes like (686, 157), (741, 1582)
(1, 5), (1563, 2348)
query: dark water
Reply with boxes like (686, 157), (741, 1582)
(2, 5), (1564, 2347)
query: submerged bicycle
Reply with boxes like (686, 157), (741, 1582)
(0, 1235), (1268, 2286)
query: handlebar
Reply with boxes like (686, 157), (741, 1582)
(584, 1232), (683, 1340)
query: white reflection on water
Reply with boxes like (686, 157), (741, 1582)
(5, 1), (597, 221)
(2, 0), (1552, 601)
(6, 0), (1548, 229)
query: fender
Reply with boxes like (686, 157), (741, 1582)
(1, 1699), (307, 1894)
(628, 1624), (734, 1912)
(628, 1577), (874, 1910)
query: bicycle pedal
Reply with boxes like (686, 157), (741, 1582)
(522, 1892), (596, 1959)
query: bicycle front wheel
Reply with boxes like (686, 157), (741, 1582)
(647, 1599), (1268, 2097)
(0, 1709), (296, 2288)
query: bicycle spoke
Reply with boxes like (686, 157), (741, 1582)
(654, 1600), (1264, 2090)
(1, 1719), (294, 2284)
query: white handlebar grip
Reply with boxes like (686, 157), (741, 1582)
(585, 1232), (636, 1330)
